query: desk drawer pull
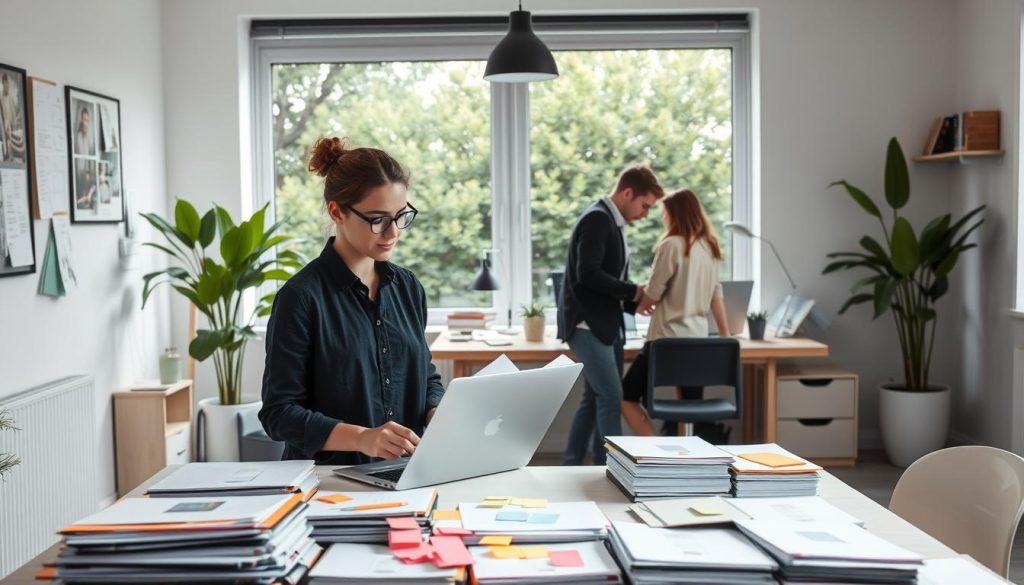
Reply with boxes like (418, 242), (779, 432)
(797, 418), (834, 426)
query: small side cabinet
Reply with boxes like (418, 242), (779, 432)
(113, 379), (193, 496)
(776, 364), (858, 467)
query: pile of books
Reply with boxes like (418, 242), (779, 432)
(607, 520), (777, 585)
(629, 495), (863, 529)
(604, 436), (733, 500)
(447, 311), (496, 331)
(719, 444), (821, 497)
(736, 520), (922, 584)
(39, 493), (319, 584)
(308, 543), (467, 584)
(144, 460), (320, 498)
(469, 540), (622, 584)
(306, 488), (437, 544)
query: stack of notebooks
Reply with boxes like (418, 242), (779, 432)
(736, 520), (922, 584)
(604, 436), (733, 500)
(38, 493), (320, 584)
(447, 311), (496, 331)
(306, 488), (437, 543)
(470, 541), (622, 584)
(144, 460), (320, 498)
(308, 543), (467, 584)
(629, 495), (863, 529)
(607, 520), (777, 585)
(719, 444), (821, 497)
(445, 498), (608, 544)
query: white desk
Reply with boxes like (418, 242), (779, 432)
(2, 465), (964, 583)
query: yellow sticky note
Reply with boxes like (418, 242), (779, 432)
(689, 505), (723, 516)
(316, 493), (353, 504)
(479, 497), (510, 508)
(739, 452), (804, 468)
(518, 545), (549, 559)
(490, 545), (521, 559)
(510, 498), (548, 508)
(480, 535), (514, 546)
(433, 509), (461, 521)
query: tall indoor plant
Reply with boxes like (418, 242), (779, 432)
(142, 199), (302, 460)
(825, 137), (984, 466)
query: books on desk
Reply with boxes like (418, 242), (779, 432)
(604, 436), (733, 500)
(607, 520), (777, 584)
(144, 460), (319, 498)
(470, 540), (622, 584)
(308, 543), (467, 584)
(39, 493), (320, 584)
(307, 488), (437, 544)
(736, 519), (922, 584)
(452, 500), (608, 544)
(719, 444), (821, 497)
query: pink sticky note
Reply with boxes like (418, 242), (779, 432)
(387, 517), (421, 530)
(388, 529), (423, 548)
(392, 542), (435, 563)
(549, 549), (584, 567)
(430, 535), (475, 568)
(435, 526), (474, 536)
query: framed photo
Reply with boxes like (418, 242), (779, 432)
(66, 85), (123, 223)
(0, 62), (36, 277)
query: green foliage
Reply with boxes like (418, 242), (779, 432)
(141, 199), (303, 404)
(0, 409), (19, 481)
(747, 310), (768, 321)
(824, 137), (984, 391)
(271, 49), (735, 307)
(520, 301), (547, 318)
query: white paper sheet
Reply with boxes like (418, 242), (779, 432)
(1, 168), (32, 266)
(471, 540), (620, 581)
(719, 443), (823, 473)
(458, 501), (607, 533)
(612, 520), (777, 570)
(309, 543), (461, 580)
(306, 487), (437, 519)
(146, 460), (315, 493)
(29, 78), (69, 218)
(726, 496), (862, 526)
(50, 215), (77, 289)
(71, 493), (292, 526)
(735, 519), (922, 563)
(604, 435), (733, 462)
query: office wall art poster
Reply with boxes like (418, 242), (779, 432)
(66, 85), (123, 223)
(0, 62), (36, 277)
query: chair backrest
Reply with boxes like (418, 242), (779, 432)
(236, 408), (286, 462)
(889, 445), (1024, 577)
(646, 337), (742, 420)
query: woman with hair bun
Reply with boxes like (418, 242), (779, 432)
(259, 137), (442, 465)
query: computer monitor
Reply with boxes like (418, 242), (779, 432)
(708, 280), (754, 336)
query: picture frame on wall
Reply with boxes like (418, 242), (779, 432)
(0, 62), (37, 277)
(66, 85), (123, 223)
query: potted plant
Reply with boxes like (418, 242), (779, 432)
(0, 408), (19, 480)
(747, 310), (768, 340)
(141, 199), (302, 461)
(825, 137), (984, 467)
(520, 301), (547, 342)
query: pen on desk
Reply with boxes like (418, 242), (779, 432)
(337, 501), (408, 511)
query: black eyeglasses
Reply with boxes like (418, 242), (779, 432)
(345, 202), (418, 234)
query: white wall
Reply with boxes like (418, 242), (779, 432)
(160, 0), (960, 449)
(0, 0), (170, 502)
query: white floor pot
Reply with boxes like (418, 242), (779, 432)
(197, 397), (262, 462)
(879, 383), (950, 468)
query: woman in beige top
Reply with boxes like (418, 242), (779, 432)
(621, 189), (730, 436)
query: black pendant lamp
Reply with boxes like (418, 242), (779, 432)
(470, 250), (500, 291)
(484, 2), (559, 82)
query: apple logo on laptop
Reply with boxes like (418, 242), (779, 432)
(484, 414), (504, 437)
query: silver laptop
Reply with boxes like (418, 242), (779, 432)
(333, 357), (583, 490)
(708, 280), (754, 336)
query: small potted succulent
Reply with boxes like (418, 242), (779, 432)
(520, 301), (547, 342)
(747, 310), (768, 340)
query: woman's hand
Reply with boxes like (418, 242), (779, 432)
(356, 421), (420, 459)
(637, 293), (657, 316)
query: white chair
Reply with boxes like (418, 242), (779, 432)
(889, 445), (1024, 577)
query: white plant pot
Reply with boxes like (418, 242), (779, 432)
(879, 383), (950, 468)
(198, 397), (262, 462)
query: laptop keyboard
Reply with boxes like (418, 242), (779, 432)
(367, 467), (405, 482)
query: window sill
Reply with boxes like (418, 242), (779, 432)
(1006, 309), (1024, 321)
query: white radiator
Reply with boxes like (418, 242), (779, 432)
(0, 376), (97, 578)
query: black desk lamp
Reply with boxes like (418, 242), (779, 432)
(470, 250), (513, 333)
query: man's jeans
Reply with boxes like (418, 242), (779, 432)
(563, 329), (624, 465)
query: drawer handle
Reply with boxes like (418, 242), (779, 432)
(799, 378), (834, 387)
(797, 418), (834, 426)
(176, 448), (187, 456)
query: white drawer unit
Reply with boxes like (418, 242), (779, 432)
(775, 364), (858, 466)
(165, 422), (192, 465)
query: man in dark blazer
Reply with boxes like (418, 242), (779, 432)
(557, 165), (664, 465)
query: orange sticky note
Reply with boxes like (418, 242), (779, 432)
(433, 509), (461, 521)
(490, 545), (521, 559)
(479, 535), (513, 546)
(317, 493), (353, 504)
(738, 452), (804, 468)
(549, 549), (584, 567)
(518, 545), (549, 559)
(387, 517), (421, 530)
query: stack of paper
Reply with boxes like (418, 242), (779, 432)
(144, 460), (319, 498)
(307, 488), (437, 544)
(38, 493), (320, 584)
(604, 436), (733, 500)
(450, 499), (608, 544)
(607, 520), (777, 584)
(736, 520), (922, 584)
(630, 495), (863, 529)
(719, 444), (821, 497)
(470, 540), (622, 584)
(308, 543), (467, 584)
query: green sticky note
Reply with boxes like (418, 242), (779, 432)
(38, 231), (64, 297)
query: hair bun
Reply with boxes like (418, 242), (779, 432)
(308, 136), (349, 178)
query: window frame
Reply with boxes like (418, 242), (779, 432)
(251, 26), (753, 326)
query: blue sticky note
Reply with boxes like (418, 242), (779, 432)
(527, 513), (559, 524)
(495, 510), (529, 522)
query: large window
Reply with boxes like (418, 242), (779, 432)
(252, 16), (752, 323)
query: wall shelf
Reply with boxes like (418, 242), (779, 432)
(913, 149), (1004, 163)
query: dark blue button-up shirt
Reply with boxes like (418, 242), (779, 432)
(259, 238), (444, 465)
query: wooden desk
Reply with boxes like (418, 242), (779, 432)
(4, 464), (971, 584)
(430, 331), (829, 443)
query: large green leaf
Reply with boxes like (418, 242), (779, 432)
(263, 269), (292, 281)
(174, 199), (201, 246)
(236, 267), (264, 290)
(195, 272), (222, 307)
(918, 214), (951, 265)
(838, 293), (873, 314)
(140, 213), (190, 249)
(190, 329), (226, 361)
(215, 205), (235, 236)
(873, 279), (898, 319)
(935, 249), (960, 277)
(890, 217), (919, 275)
(220, 222), (256, 268)
(829, 180), (881, 219)
(850, 274), (885, 293)
(928, 276), (949, 301)
(199, 209), (217, 248)
(859, 236), (888, 261)
(884, 138), (910, 210)
(250, 205), (267, 242)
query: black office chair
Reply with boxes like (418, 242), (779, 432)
(237, 409), (286, 462)
(645, 337), (742, 438)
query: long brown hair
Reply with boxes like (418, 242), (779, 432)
(308, 136), (410, 209)
(659, 189), (723, 260)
